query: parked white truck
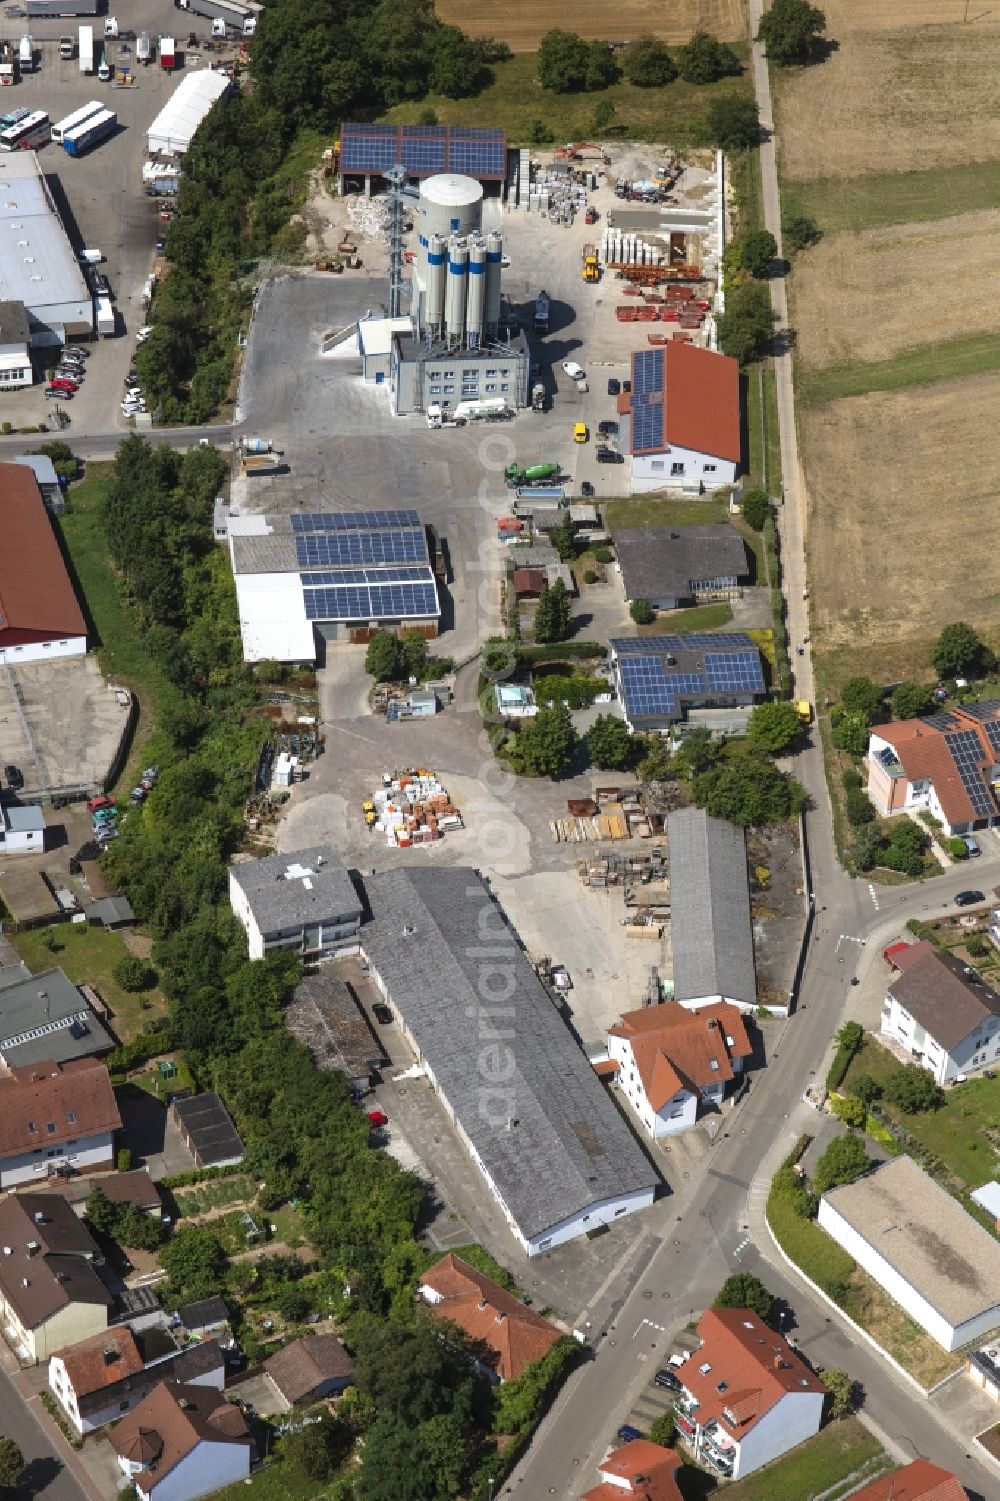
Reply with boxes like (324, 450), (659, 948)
(426, 398), (512, 428)
(174, 0), (260, 36)
(78, 24), (93, 73)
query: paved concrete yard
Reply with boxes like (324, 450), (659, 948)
(0, 657), (130, 796)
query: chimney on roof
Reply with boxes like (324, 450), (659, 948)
(773, 1354), (782, 1369)
(26, 1240), (38, 1255)
(103, 1347), (120, 1365)
(478, 1299), (488, 1311)
(495, 1313), (506, 1325)
(21, 1278), (29, 1288)
(33, 1211), (45, 1225)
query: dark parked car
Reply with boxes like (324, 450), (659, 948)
(597, 448), (624, 464)
(372, 1002), (393, 1025)
(954, 889), (985, 907)
(598, 420), (619, 436)
(654, 1368), (682, 1391)
(607, 377), (621, 396)
(580, 481), (595, 498)
(4, 764), (23, 789)
(617, 1425), (645, 1444)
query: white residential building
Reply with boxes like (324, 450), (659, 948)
(0, 1057), (120, 1189)
(606, 1001), (752, 1139)
(880, 948), (1000, 1086)
(113, 1380), (250, 1501)
(818, 1156), (1000, 1352)
(673, 1308), (825, 1480)
(228, 845), (362, 962)
(0, 802), (45, 854)
(49, 1328), (225, 1435)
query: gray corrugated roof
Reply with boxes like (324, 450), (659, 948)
(231, 846), (361, 933)
(363, 867), (658, 1241)
(0, 962), (114, 1066)
(0, 152), (90, 310)
(230, 534), (298, 576)
(666, 808), (756, 1007)
(286, 973), (385, 1078)
(613, 526), (749, 603)
(5, 804), (44, 833)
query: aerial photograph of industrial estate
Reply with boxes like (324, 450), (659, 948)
(1, 2), (1000, 1500)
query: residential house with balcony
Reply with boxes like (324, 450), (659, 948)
(0, 1193), (111, 1363)
(112, 1380), (250, 1501)
(880, 948), (1000, 1085)
(866, 704), (1000, 836)
(606, 1001), (752, 1138)
(0, 1056), (121, 1189)
(671, 1308), (824, 1479)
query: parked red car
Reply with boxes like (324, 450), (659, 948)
(87, 795), (114, 814)
(367, 1109), (388, 1128)
(50, 377), (78, 392)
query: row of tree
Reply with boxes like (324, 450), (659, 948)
(537, 28), (741, 94)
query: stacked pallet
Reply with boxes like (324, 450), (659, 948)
(370, 768), (464, 846)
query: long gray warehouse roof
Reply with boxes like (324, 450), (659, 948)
(0, 151), (90, 309)
(363, 867), (659, 1241)
(666, 807), (756, 1007)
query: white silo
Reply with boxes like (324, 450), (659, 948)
(416, 174), (483, 301)
(485, 230), (503, 330)
(444, 238), (468, 343)
(467, 239), (486, 345)
(424, 233), (446, 333)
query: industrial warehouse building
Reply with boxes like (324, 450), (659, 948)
(362, 866), (659, 1256)
(818, 1156), (1000, 1351)
(608, 633), (766, 735)
(337, 121), (508, 199)
(0, 462), (87, 665)
(667, 808), (757, 1012)
(0, 151), (93, 348)
(146, 71), (231, 156)
(391, 173), (529, 415)
(229, 508), (440, 662)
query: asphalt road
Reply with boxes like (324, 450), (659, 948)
(0, 424), (233, 461)
(0, 1364), (83, 1501)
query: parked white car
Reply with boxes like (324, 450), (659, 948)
(562, 361), (586, 381)
(77, 248), (103, 265)
(135, 326), (153, 344)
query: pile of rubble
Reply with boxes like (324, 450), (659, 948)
(347, 196), (391, 242)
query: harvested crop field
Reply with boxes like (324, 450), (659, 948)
(436, 0), (744, 49)
(821, 0), (991, 32)
(778, 26), (1000, 180)
(803, 374), (1000, 667)
(791, 210), (1000, 371)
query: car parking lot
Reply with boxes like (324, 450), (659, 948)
(0, 8), (235, 429)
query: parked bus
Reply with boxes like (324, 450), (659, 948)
(61, 106), (115, 157)
(51, 99), (102, 144)
(0, 110), (50, 149)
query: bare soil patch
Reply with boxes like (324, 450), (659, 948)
(778, 26), (1000, 180)
(435, 0), (744, 49)
(821, 0), (997, 32)
(791, 210), (1000, 370)
(802, 373), (1000, 660)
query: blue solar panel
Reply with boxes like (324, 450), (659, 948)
(303, 582), (438, 622)
(291, 510), (421, 533)
(338, 124), (506, 179)
(944, 729), (995, 818)
(631, 400), (664, 454)
(300, 566), (433, 587)
(632, 349), (664, 397)
(295, 529), (428, 568)
(614, 635), (764, 723)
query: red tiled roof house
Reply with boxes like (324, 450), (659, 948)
(606, 1002), (752, 1138)
(583, 1439), (684, 1501)
(866, 703), (1000, 836)
(672, 1308), (824, 1479)
(0, 1057), (121, 1189)
(418, 1253), (561, 1383)
(0, 462), (87, 666)
(847, 1460), (968, 1501)
(626, 343), (741, 495)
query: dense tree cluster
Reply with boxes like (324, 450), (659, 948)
(533, 579), (571, 644)
(714, 1273), (773, 1320)
(717, 281), (774, 363)
(86, 1185), (163, 1252)
(812, 1132), (870, 1195)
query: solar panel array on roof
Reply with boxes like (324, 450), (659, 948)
(339, 123), (506, 179)
(632, 397), (664, 454)
(944, 730), (996, 818)
(922, 712), (961, 731)
(304, 581), (438, 622)
(632, 348), (664, 396)
(611, 634), (764, 724)
(300, 567), (431, 587)
(295, 528), (428, 568)
(291, 509), (421, 533)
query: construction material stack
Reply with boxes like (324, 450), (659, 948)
(366, 769), (464, 846)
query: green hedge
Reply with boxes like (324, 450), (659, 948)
(160, 1165), (248, 1191)
(826, 1024), (863, 1092)
(518, 641), (604, 662)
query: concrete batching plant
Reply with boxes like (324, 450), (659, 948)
(390, 173), (529, 417)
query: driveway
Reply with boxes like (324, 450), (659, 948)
(115, 1087), (196, 1180)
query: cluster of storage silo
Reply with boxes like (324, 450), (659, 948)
(599, 229), (664, 267)
(415, 174), (503, 346)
